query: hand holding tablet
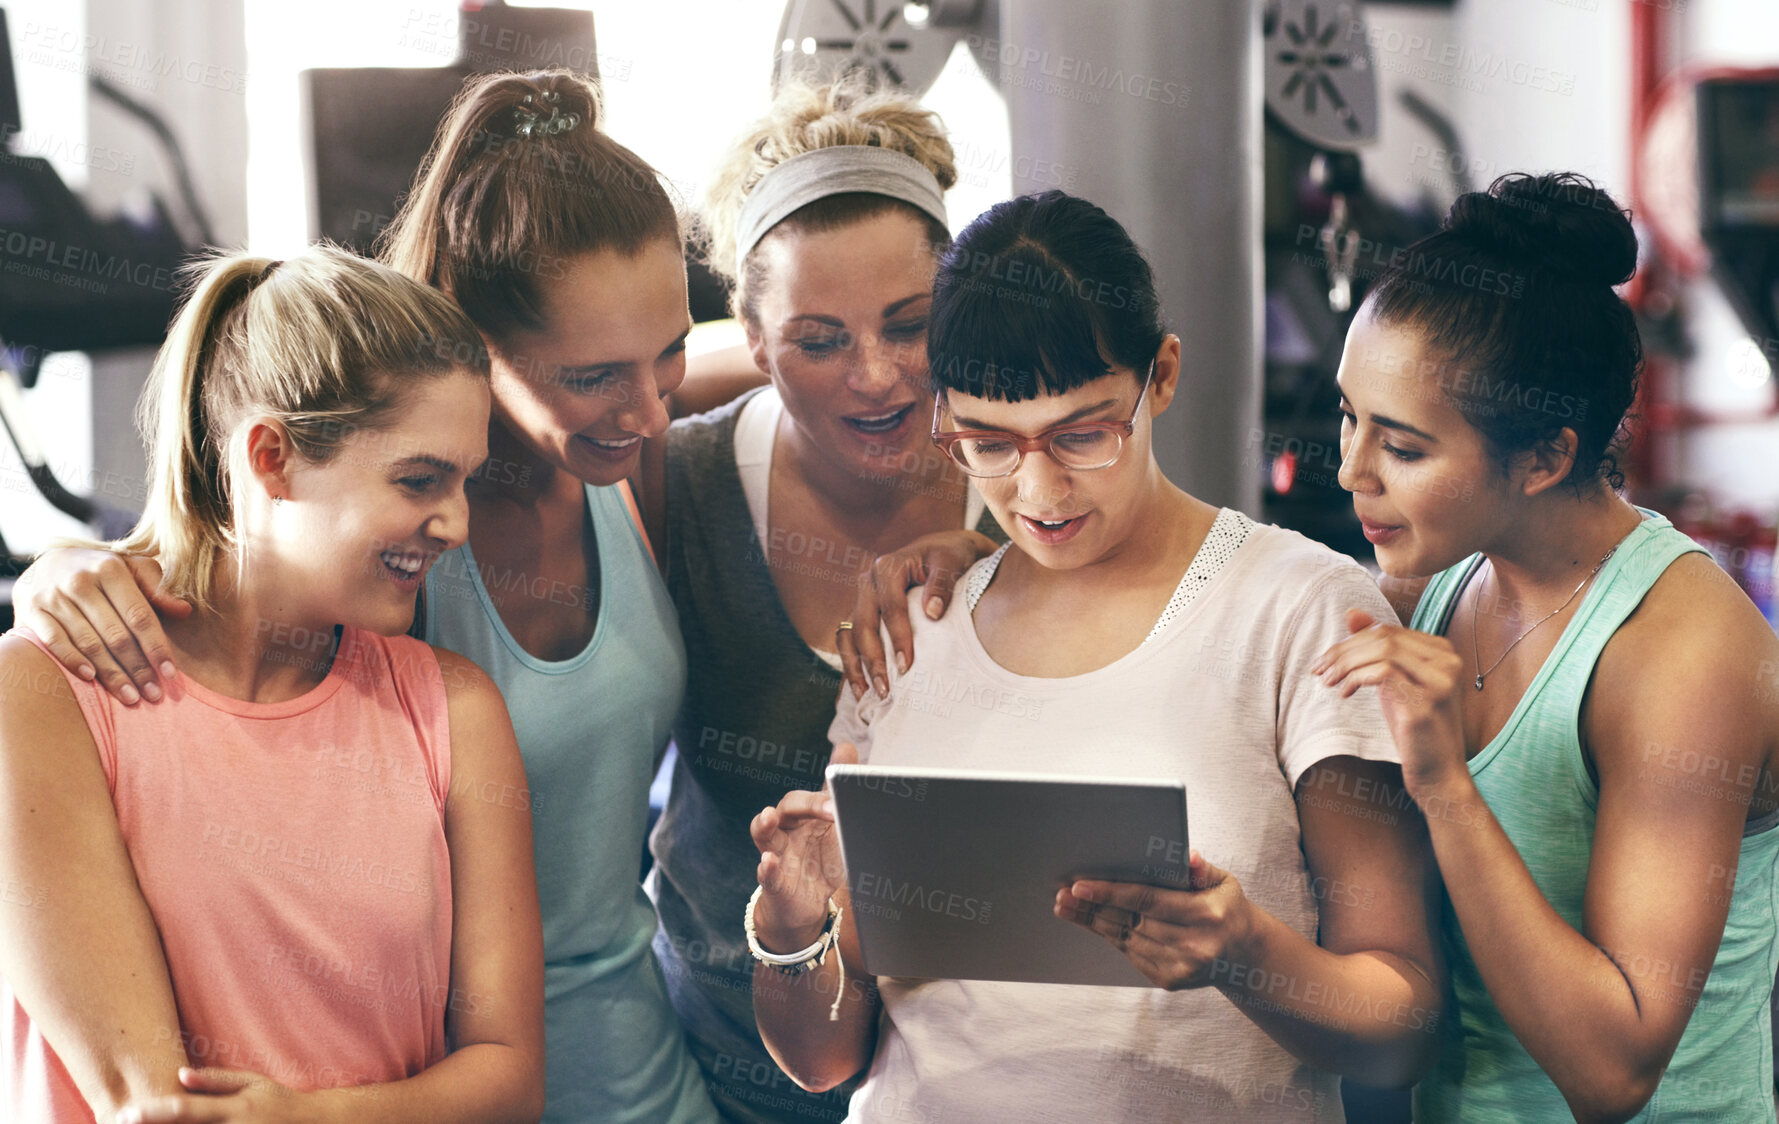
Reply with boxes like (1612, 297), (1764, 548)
(824, 763), (1193, 987)
(1056, 848), (1252, 992)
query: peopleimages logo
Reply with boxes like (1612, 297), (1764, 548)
(851, 871), (993, 924)
(1446, 367), (1586, 420)
(962, 35), (1191, 109)
(949, 248), (1136, 309)
(697, 725), (826, 777)
(0, 125), (136, 174)
(199, 819), (427, 895)
(1356, 24), (1575, 95)
(848, 772), (929, 801)
(898, 666), (1045, 720)
(0, 224), (179, 293)
(1293, 226), (1526, 298)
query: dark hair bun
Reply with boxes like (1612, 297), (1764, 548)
(1446, 172), (1637, 288)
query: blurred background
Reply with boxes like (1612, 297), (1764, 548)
(2, 0), (1777, 620)
(0, 2), (1774, 1119)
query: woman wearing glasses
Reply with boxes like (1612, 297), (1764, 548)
(9, 77), (995, 1123)
(747, 191), (1444, 1120)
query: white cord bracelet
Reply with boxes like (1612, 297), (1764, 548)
(745, 884), (847, 1021)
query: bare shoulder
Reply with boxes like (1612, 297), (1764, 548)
(0, 633), (98, 765)
(0, 633), (87, 726)
(1614, 551), (1777, 669)
(429, 646), (521, 788)
(1593, 551), (1779, 753)
(431, 646), (501, 710)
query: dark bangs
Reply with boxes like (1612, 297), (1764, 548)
(928, 191), (1164, 402)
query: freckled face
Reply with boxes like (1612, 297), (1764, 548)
(749, 209), (938, 479)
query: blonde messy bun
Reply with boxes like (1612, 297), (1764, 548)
(700, 77), (957, 321)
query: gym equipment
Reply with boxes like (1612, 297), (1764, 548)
(0, 8), (197, 603)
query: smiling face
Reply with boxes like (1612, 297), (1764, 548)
(747, 208), (939, 480)
(1334, 308), (1513, 577)
(942, 363), (1167, 569)
(486, 239), (691, 485)
(262, 371), (491, 637)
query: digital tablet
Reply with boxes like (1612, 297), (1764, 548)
(825, 763), (1190, 988)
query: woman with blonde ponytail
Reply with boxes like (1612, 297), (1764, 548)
(0, 245), (544, 1123)
(17, 72), (988, 1122)
(19, 72), (722, 1124)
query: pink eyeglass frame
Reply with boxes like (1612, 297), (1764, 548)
(928, 361), (1154, 478)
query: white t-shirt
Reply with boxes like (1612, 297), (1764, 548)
(827, 511), (1399, 1123)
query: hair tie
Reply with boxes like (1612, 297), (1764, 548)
(512, 90), (581, 139)
(734, 145), (948, 274)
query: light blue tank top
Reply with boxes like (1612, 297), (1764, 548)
(424, 482), (716, 1124)
(1410, 510), (1779, 1122)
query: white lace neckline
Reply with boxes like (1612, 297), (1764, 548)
(963, 507), (1253, 648)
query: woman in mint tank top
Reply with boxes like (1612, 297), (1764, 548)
(1315, 173), (1779, 1122)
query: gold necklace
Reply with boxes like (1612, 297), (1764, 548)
(1470, 544), (1618, 691)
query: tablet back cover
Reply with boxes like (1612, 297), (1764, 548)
(827, 766), (1189, 987)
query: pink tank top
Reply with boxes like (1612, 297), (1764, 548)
(4, 626), (454, 1121)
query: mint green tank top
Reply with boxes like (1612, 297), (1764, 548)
(1410, 510), (1779, 1122)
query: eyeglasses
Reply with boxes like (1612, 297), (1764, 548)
(930, 362), (1154, 479)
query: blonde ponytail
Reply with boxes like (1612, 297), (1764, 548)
(98, 244), (488, 613)
(115, 257), (269, 604)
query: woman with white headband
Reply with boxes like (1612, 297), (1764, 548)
(750, 189), (1443, 1123)
(645, 79), (1003, 1122)
(15, 75), (996, 1121)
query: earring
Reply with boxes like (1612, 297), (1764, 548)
(273, 495), (285, 506)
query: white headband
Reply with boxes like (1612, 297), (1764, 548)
(734, 145), (949, 274)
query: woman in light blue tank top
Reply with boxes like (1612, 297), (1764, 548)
(14, 71), (720, 1123)
(371, 71), (720, 1124)
(422, 482), (699, 1123)
(1315, 173), (1779, 1121)
(12, 72), (995, 1124)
